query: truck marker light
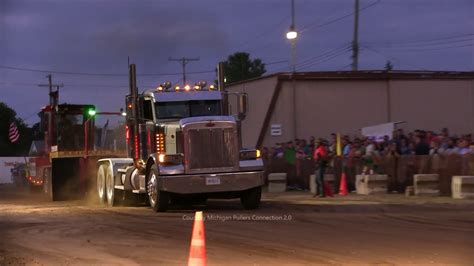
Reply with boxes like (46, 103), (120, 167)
(256, 149), (261, 158)
(158, 154), (165, 163)
(209, 84), (215, 90)
(175, 85), (180, 91)
(184, 85), (191, 91)
(157, 86), (164, 92)
(134, 135), (139, 159)
(125, 125), (130, 141)
(194, 85), (200, 90)
(156, 133), (166, 153)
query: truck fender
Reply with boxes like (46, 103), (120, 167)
(97, 158), (134, 186)
(145, 154), (158, 179)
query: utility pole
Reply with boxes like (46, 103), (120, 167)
(168, 57), (200, 85)
(38, 74), (64, 106)
(351, 0), (359, 71)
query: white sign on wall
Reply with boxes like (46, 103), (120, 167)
(271, 124), (282, 136)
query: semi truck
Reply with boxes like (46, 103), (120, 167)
(96, 64), (264, 212)
(30, 63), (264, 212)
(31, 102), (126, 200)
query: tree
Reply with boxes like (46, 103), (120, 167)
(222, 52), (266, 84)
(385, 60), (394, 71)
(0, 102), (33, 156)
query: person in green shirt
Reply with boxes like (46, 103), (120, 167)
(284, 141), (296, 165)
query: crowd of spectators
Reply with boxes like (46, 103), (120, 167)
(262, 128), (474, 164)
(261, 128), (474, 192)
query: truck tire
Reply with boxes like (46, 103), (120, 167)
(146, 165), (169, 212)
(240, 186), (262, 210)
(105, 164), (122, 207)
(97, 164), (107, 205)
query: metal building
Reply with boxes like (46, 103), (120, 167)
(225, 71), (474, 149)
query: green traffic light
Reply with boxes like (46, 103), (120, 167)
(87, 109), (96, 116)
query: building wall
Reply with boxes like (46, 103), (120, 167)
(389, 79), (474, 134)
(226, 76), (278, 148)
(227, 75), (474, 148)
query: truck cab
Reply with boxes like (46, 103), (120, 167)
(97, 65), (264, 212)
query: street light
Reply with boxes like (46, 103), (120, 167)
(286, 25), (298, 40)
(286, 0), (298, 144)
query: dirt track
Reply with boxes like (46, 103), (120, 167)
(1, 184), (473, 265)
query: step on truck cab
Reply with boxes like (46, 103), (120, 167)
(97, 64), (264, 212)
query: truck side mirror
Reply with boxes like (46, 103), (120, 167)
(237, 93), (248, 121)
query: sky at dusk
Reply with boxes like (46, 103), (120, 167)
(1, 0), (473, 126)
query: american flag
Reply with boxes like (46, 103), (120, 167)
(9, 121), (20, 143)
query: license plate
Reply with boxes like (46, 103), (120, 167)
(206, 177), (221, 185)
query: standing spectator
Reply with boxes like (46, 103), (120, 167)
(386, 142), (400, 158)
(274, 143), (284, 158)
(400, 138), (412, 155)
(313, 140), (329, 198)
(415, 135), (430, 155)
(429, 139), (444, 155)
(284, 141), (296, 165)
(444, 138), (458, 154)
(440, 128), (450, 149)
(457, 138), (471, 155)
(309, 136), (316, 155)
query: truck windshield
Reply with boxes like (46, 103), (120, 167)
(155, 100), (221, 119)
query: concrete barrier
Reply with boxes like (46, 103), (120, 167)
(310, 174), (335, 194)
(405, 186), (415, 197)
(452, 176), (474, 199)
(355, 175), (388, 195)
(413, 174), (439, 196)
(268, 173), (287, 193)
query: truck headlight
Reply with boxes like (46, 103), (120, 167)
(240, 149), (261, 160)
(158, 154), (183, 165)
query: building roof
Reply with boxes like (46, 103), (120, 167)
(226, 70), (474, 86)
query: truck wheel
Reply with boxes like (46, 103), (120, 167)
(105, 164), (122, 207)
(240, 186), (262, 210)
(146, 165), (169, 212)
(97, 164), (107, 205)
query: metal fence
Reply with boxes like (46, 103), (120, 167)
(264, 154), (474, 195)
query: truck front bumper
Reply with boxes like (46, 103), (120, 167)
(158, 171), (264, 194)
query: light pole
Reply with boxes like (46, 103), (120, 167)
(286, 0), (298, 73)
(286, 0), (298, 141)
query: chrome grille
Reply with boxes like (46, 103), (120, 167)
(187, 127), (236, 170)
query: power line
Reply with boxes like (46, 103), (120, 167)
(299, 0), (381, 33)
(364, 33), (474, 45)
(377, 42), (474, 52)
(294, 45), (352, 70)
(363, 37), (474, 49)
(228, 16), (290, 54)
(297, 49), (351, 71)
(0, 65), (214, 77)
(361, 45), (428, 71)
(168, 57), (200, 85)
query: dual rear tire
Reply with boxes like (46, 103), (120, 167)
(97, 163), (121, 207)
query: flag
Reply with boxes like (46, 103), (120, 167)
(9, 121), (20, 143)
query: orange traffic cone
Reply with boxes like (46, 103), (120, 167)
(338, 173), (348, 196)
(324, 181), (334, 197)
(188, 211), (206, 266)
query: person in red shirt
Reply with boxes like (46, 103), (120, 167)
(313, 140), (328, 198)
